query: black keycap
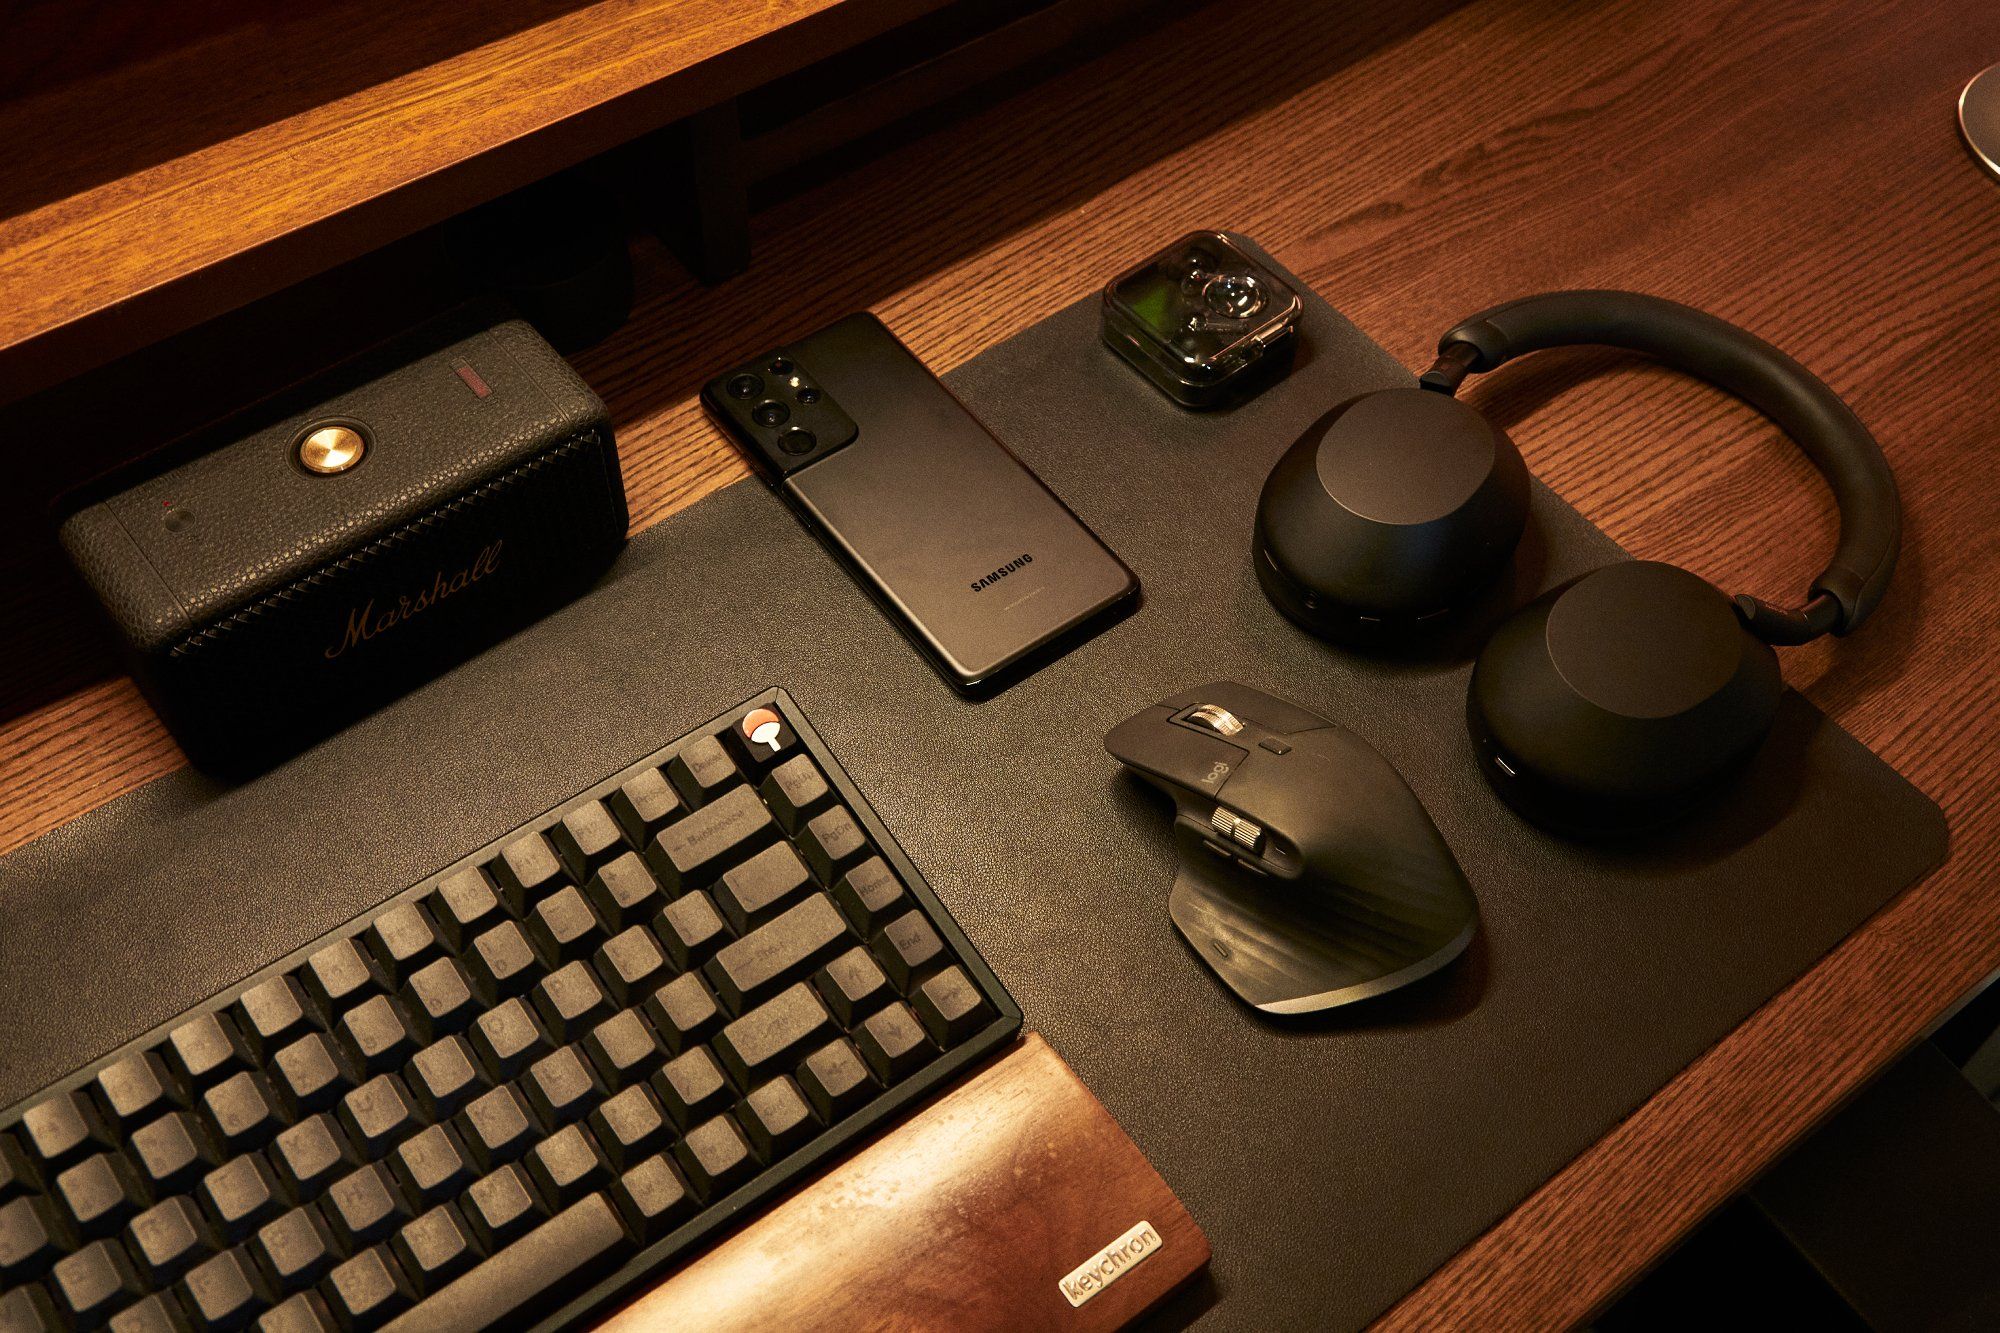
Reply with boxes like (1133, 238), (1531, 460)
(366, 905), (441, 991)
(798, 1038), (872, 1123)
(641, 975), (720, 1056)
(431, 869), (503, 951)
(673, 1116), (753, 1200)
(652, 893), (728, 972)
(606, 770), (683, 846)
(0, 1130), (39, 1201)
(392, 1126), (472, 1207)
(913, 966), (992, 1047)
(649, 1050), (729, 1130)
(391, 1204), (477, 1296)
(523, 1048), (598, 1129)
(526, 1126), (608, 1207)
(260, 1291), (338, 1333)
(22, 1090), (108, 1166)
(270, 1035), (356, 1120)
(582, 854), (662, 934)
(528, 887), (604, 967)
(581, 1010), (662, 1086)
(180, 1247), (265, 1331)
(338, 1076), (417, 1161)
(741, 1078), (814, 1161)
(465, 923), (539, 1004)
(323, 1245), (413, 1329)
(873, 912), (946, 992)
(832, 858), (908, 934)
(0, 1286), (61, 1333)
(271, 1117), (352, 1199)
(592, 926), (670, 1008)
(52, 1237), (142, 1327)
(302, 940), (385, 1019)
(234, 977), (315, 1060)
(586, 1087), (668, 1171)
(130, 1111), (217, 1195)
(322, 1165), (406, 1252)
(377, 1196), (624, 1331)
(461, 1165), (542, 1252)
(798, 807), (868, 886)
(203, 1072), (282, 1153)
(455, 1088), (535, 1174)
(665, 736), (740, 807)
(705, 895), (849, 1014)
(531, 963), (610, 1045)
(399, 959), (478, 1044)
(95, 1052), (183, 1129)
(468, 1001), (549, 1082)
(644, 786), (774, 891)
(254, 1205), (337, 1292)
(405, 1038), (486, 1122)
(0, 1194), (68, 1283)
(197, 1154), (285, 1244)
(712, 983), (833, 1089)
(714, 843), (812, 934)
(490, 835), (565, 918)
(551, 802), (626, 884)
(168, 1014), (252, 1093)
(127, 1195), (214, 1284)
(612, 1154), (691, 1242)
(759, 756), (832, 834)
(55, 1152), (148, 1238)
(814, 947), (890, 1027)
(855, 1003), (931, 1084)
(726, 705), (799, 774)
(338, 997), (417, 1077)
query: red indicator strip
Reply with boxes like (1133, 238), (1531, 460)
(454, 362), (492, 397)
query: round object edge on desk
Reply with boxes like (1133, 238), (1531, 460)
(1961, 63), (2000, 183)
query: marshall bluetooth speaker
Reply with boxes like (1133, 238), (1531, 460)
(58, 303), (627, 773)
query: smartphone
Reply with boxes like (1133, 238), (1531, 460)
(702, 313), (1139, 696)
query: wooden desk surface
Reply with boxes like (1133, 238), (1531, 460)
(4, 0), (1998, 1324)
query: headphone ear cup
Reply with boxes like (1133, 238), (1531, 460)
(1466, 561), (1783, 835)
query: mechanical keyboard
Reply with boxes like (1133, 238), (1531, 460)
(0, 691), (1019, 1331)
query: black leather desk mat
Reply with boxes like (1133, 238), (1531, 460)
(0, 254), (1947, 1328)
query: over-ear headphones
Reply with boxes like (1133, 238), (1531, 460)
(1253, 290), (1901, 836)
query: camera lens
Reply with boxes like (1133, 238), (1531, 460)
(795, 386), (821, 404)
(779, 428), (817, 455)
(752, 401), (790, 427)
(768, 357), (795, 375)
(1203, 273), (1265, 318)
(726, 374), (762, 399)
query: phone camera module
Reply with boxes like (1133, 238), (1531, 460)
(795, 386), (821, 404)
(779, 427), (817, 455)
(768, 357), (795, 375)
(752, 401), (790, 428)
(1202, 272), (1265, 319)
(727, 373), (763, 399)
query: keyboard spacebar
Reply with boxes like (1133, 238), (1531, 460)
(384, 1195), (627, 1332)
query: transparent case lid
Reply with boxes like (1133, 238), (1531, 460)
(1102, 231), (1301, 386)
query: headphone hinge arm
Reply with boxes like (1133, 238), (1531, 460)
(1734, 591), (1841, 646)
(1419, 342), (1481, 395)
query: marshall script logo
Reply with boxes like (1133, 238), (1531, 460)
(1058, 1219), (1162, 1308)
(324, 539), (504, 660)
(969, 552), (1033, 592)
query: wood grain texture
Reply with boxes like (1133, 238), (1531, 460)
(4, 0), (1999, 1325)
(598, 1033), (1209, 1330)
(0, 0), (953, 403)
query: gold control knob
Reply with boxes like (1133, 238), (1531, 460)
(296, 424), (367, 475)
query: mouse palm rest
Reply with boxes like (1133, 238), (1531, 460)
(1168, 823), (1475, 1014)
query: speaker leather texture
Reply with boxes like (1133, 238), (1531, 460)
(0, 248), (1946, 1330)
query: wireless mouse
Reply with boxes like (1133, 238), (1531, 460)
(1105, 681), (1478, 1013)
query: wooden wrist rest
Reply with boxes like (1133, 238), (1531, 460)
(599, 1033), (1210, 1330)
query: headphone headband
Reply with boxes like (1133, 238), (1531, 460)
(1418, 290), (1899, 643)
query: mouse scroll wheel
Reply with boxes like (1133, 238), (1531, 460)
(1211, 806), (1264, 853)
(1188, 704), (1244, 736)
